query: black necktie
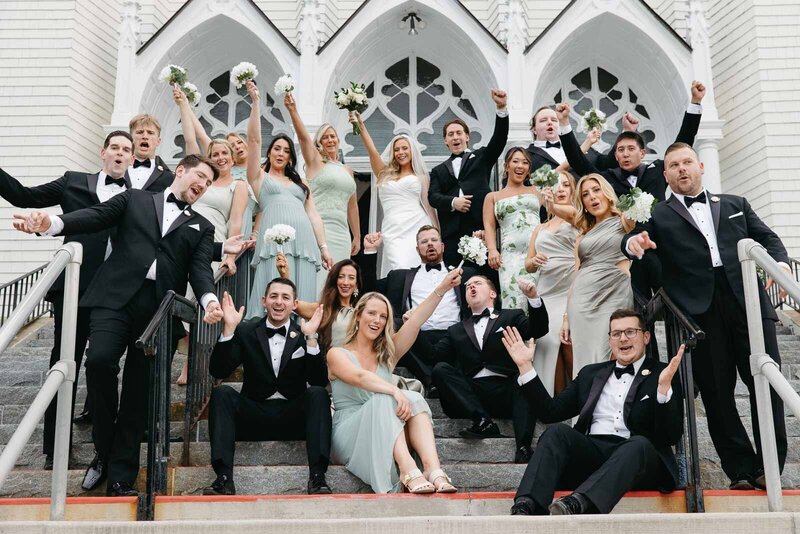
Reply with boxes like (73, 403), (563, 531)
(614, 364), (635, 379)
(167, 193), (188, 211)
(425, 263), (442, 272)
(265, 325), (287, 339)
(133, 159), (151, 169)
(105, 176), (127, 188)
(684, 191), (707, 208)
(545, 141), (561, 149)
(471, 308), (491, 323)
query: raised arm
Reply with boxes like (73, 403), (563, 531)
(284, 93), (323, 176)
(226, 180), (248, 239)
(556, 103), (598, 176)
(674, 81), (705, 146)
(351, 112), (386, 176)
(483, 89), (510, 166)
(245, 80), (265, 193)
(0, 168), (67, 208)
(173, 84), (201, 156)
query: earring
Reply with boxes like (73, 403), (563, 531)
(353, 289), (359, 298)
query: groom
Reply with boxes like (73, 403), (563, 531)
(428, 90), (509, 268)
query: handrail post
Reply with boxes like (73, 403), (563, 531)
(49, 243), (82, 521)
(739, 238), (783, 512)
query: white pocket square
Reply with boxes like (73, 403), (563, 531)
(640, 394), (650, 401)
(495, 327), (504, 333)
(291, 347), (305, 359)
(728, 212), (744, 219)
(468, 153), (476, 160)
(188, 223), (200, 231)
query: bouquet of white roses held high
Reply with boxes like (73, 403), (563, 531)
(231, 62), (259, 89)
(334, 82), (369, 135)
(264, 224), (296, 253)
(617, 187), (657, 223)
(182, 82), (201, 106)
(457, 235), (488, 268)
(581, 108), (606, 132)
(530, 164), (560, 190)
(274, 74), (295, 95)
(159, 64), (188, 86)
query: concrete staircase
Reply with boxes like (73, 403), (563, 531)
(1, 318), (800, 501)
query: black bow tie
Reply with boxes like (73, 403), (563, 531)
(133, 159), (151, 169)
(265, 325), (287, 339)
(167, 193), (188, 211)
(684, 191), (707, 208)
(105, 175), (127, 188)
(545, 141), (561, 149)
(450, 152), (466, 161)
(613, 364), (635, 379)
(425, 263), (442, 272)
(471, 308), (491, 323)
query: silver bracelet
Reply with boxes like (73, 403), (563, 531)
(319, 244), (328, 250)
(305, 332), (319, 340)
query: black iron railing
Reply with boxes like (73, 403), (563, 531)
(765, 257), (800, 312)
(0, 264), (52, 327)
(644, 288), (706, 513)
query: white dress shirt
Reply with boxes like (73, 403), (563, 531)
(670, 189), (723, 267)
(410, 262), (460, 331)
(472, 298), (542, 379)
(533, 139), (566, 165)
(127, 158), (156, 190)
(96, 171), (128, 259)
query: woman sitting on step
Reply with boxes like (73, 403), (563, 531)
(326, 269), (463, 494)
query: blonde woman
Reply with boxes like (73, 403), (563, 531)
(350, 112), (437, 277)
(327, 266), (460, 494)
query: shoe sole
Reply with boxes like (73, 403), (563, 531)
(548, 502), (569, 515)
(729, 481), (755, 490)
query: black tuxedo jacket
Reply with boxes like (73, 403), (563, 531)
(435, 302), (549, 378)
(210, 317), (327, 401)
(522, 357), (684, 489)
(560, 111), (702, 201)
(54, 189), (216, 310)
(526, 144), (615, 179)
(125, 156), (174, 193)
(428, 114), (509, 239)
(0, 169), (113, 295)
(623, 194), (789, 320)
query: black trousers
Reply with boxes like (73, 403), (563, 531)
(431, 362), (535, 448)
(42, 294), (91, 456)
(397, 329), (450, 387)
(516, 424), (665, 514)
(691, 268), (786, 480)
(84, 281), (160, 485)
(208, 384), (332, 478)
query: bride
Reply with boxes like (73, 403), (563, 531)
(350, 112), (438, 277)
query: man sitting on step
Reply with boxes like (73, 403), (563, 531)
(508, 308), (684, 515)
(204, 280), (332, 495)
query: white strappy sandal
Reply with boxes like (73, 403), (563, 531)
(428, 468), (457, 493)
(401, 469), (435, 494)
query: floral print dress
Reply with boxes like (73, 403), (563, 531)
(494, 193), (541, 311)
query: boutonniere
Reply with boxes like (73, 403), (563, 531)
(158, 165), (164, 171)
(489, 313), (499, 320)
(183, 209), (191, 217)
(710, 196), (720, 203)
(447, 265), (455, 271)
(289, 331), (297, 339)
(641, 369), (651, 376)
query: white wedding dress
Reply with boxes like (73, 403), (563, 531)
(377, 174), (433, 277)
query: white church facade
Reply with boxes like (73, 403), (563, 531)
(0, 0), (797, 282)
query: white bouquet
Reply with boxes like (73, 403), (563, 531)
(581, 108), (606, 132)
(182, 82), (201, 106)
(274, 74), (295, 95)
(231, 62), (259, 89)
(617, 187), (657, 223)
(159, 64), (188, 86)
(530, 164), (560, 190)
(457, 235), (488, 268)
(264, 224), (296, 253)
(334, 82), (369, 135)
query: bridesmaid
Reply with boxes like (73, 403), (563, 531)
(482, 147), (542, 311)
(284, 93), (360, 291)
(225, 132), (259, 240)
(524, 172), (578, 394)
(556, 174), (634, 376)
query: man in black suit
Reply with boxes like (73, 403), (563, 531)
(428, 90), (508, 268)
(126, 113), (174, 192)
(430, 276), (548, 463)
(361, 225), (476, 390)
(14, 154), (225, 496)
(204, 280), (332, 496)
(509, 309), (684, 515)
(0, 131), (134, 468)
(625, 143), (790, 490)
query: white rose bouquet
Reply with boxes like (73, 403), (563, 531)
(274, 74), (295, 95)
(264, 224), (296, 253)
(530, 164), (560, 190)
(182, 82), (201, 106)
(159, 64), (188, 86)
(617, 187), (657, 223)
(231, 62), (259, 89)
(457, 235), (488, 268)
(581, 108), (607, 132)
(334, 82), (370, 135)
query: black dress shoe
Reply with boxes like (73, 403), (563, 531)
(510, 496), (535, 515)
(81, 454), (107, 491)
(307, 473), (332, 495)
(729, 477), (755, 490)
(203, 474), (236, 496)
(548, 493), (589, 515)
(459, 418), (500, 439)
(73, 412), (92, 425)
(107, 481), (138, 497)
(43, 454), (53, 471)
(752, 469), (767, 490)
(426, 386), (440, 399)
(514, 445), (533, 464)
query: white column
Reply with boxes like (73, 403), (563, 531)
(502, 0), (530, 149)
(294, 0), (325, 172)
(105, 1), (141, 133)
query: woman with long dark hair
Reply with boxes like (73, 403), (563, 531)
(244, 81), (333, 314)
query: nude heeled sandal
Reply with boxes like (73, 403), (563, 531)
(428, 468), (457, 493)
(402, 469), (435, 494)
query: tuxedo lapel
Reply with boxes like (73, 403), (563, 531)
(444, 159), (456, 180)
(122, 170), (133, 190)
(164, 209), (194, 237)
(462, 319), (481, 351)
(623, 358), (654, 424)
(86, 173), (101, 204)
(142, 164), (166, 191)
(575, 363), (614, 433)
(666, 195), (701, 233)
(402, 268), (419, 311)
(278, 326), (300, 375)
(482, 314), (499, 346)
(710, 193), (721, 234)
(609, 168), (629, 191)
(529, 145), (560, 168)
(152, 192), (165, 234)
(255, 322), (277, 378)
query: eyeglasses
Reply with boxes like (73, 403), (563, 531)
(609, 328), (643, 340)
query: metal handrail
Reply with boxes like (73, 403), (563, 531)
(0, 263), (52, 327)
(0, 243), (82, 521)
(765, 257), (800, 311)
(738, 238), (800, 512)
(643, 288), (706, 513)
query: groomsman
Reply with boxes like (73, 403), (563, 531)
(625, 143), (790, 490)
(508, 309), (684, 515)
(362, 226), (477, 390)
(14, 154), (224, 496)
(431, 276), (548, 463)
(428, 90), (508, 268)
(127, 114), (174, 192)
(0, 131), (134, 469)
(205, 282), (332, 496)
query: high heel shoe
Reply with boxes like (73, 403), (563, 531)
(401, 469), (435, 494)
(427, 468), (457, 493)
